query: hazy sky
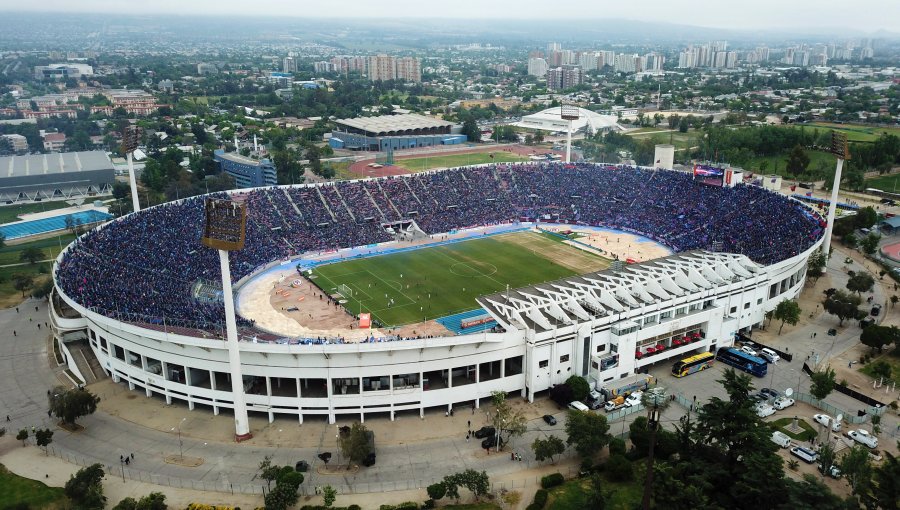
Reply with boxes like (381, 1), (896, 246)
(2, 0), (899, 33)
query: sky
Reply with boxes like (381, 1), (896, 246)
(1, 0), (899, 33)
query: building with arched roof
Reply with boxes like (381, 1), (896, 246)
(514, 107), (622, 134)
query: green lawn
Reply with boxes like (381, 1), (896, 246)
(771, 417), (817, 441)
(443, 504), (502, 510)
(546, 476), (642, 510)
(744, 150), (836, 177)
(0, 234), (75, 266)
(0, 202), (71, 225)
(804, 123), (900, 143)
(859, 352), (900, 386)
(392, 152), (528, 172)
(311, 232), (602, 327)
(0, 463), (67, 508)
(864, 173), (900, 193)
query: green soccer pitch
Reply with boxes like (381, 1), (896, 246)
(310, 231), (609, 327)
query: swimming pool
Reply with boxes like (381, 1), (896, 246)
(0, 210), (113, 240)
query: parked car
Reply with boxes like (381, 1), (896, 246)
(820, 464), (841, 478)
(790, 446), (818, 464)
(760, 348), (780, 363)
(755, 403), (776, 418)
(741, 345), (758, 357)
(770, 431), (792, 448)
(294, 460), (309, 472)
(813, 414), (842, 432)
(473, 426), (495, 439)
(848, 429), (878, 448)
(760, 388), (780, 400)
(773, 397), (795, 410)
(568, 401), (590, 412)
(750, 392), (767, 402)
(542, 414), (557, 426)
(625, 391), (644, 407)
(827, 328), (837, 336)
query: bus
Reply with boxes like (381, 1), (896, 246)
(599, 373), (655, 401)
(716, 347), (767, 377)
(671, 352), (715, 378)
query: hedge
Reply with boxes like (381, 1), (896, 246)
(526, 489), (548, 510)
(540, 473), (564, 489)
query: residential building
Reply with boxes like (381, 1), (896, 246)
(282, 57), (297, 73)
(43, 132), (67, 152)
(0, 134), (28, 153)
(527, 57), (548, 77)
(197, 63), (218, 75)
(547, 66), (583, 91)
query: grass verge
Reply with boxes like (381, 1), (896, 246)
(0, 463), (67, 508)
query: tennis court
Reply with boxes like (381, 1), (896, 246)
(0, 210), (112, 240)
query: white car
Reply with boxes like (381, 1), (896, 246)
(755, 403), (776, 418)
(813, 413), (842, 432)
(773, 397), (795, 410)
(624, 391), (643, 407)
(740, 345), (758, 357)
(848, 429), (878, 449)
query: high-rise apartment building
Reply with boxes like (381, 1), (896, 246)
(365, 55), (422, 83)
(282, 57), (297, 73)
(547, 66), (583, 91)
(395, 57), (422, 82)
(527, 57), (549, 77)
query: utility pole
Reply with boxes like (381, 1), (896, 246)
(641, 387), (669, 510)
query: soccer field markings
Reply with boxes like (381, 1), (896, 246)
(448, 261), (498, 278)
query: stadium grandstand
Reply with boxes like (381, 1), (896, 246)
(51, 162), (824, 423)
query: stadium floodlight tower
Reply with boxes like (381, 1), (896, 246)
(560, 105), (580, 163)
(821, 132), (851, 263)
(121, 126), (141, 212)
(201, 198), (252, 441)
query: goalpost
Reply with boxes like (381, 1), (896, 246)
(337, 284), (354, 299)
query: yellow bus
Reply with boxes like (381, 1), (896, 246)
(671, 351), (715, 378)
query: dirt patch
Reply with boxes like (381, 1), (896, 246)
(540, 226), (672, 263)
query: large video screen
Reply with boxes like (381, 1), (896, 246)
(693, 164), (725, 186)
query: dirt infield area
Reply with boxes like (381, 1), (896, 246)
(348, 144), (564, 178)
(541, 225), (673, 263)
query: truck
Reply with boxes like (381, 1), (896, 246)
(604, 396), (626, 412)
(599, 374), (655, 401)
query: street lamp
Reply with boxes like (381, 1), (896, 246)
(171, 417), (186, 461)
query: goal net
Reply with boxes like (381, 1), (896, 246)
(337, 284), (354, 299)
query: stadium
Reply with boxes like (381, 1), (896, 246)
(50, 162), (825, 428)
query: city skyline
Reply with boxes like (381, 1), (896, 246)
(1, 0), (899, 34)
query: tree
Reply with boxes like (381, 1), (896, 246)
(891, 295), (899, 309)
(806, 249), (827, 283)
(35, 428), (53, 454)
(461, 117), (480, 143)
(19, 246), (45, 265)
(823, 290), (864, 326)
(264, 467), (303, 510)
(586, 472), (608, 510)
(565, 409), (610, 459)
(846, 272), (875, 296)
(113, 493), (167, 510)
(549, 383), (575, 408)
(860, 325), (900, 353)
(48, 386), (101, 426)
(322, 485), (337, 508)
(859, 233), (881, 255)
(818, 442), (837, 477)
(16, 428), (27, 446)
(564, 375), (590, 402)
(489, 391), (527, 448)
(531, 435), (566, 464)
(871, 451), (900, 510)
(840, 446), (874, 505)
(843, 232), (859, 248)
(65, 464), (107, 510)
(870, 360), (892, 380)
(441, 470), (490, 501)
(338, 422), (372, 467)
(772, 299), (801, 334)
(12, 273), (33, 297)
(809, 367), (836, 400)
(426, 482), (447, 501)
(786, 145), (810, 176)
(258, 454), (280, 489)
(854, 206), (878, 229)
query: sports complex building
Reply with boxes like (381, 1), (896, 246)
(0, 151), (115, 203)
(329, 113), (466, 151)
(50, 162), (824, 427)
(514, 107), (623, 134)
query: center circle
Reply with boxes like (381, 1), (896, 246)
(449, 261), (498, 278)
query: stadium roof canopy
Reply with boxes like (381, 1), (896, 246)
(478, 251), (760, 333)
(334, 113), (454, 136)
(1, 151), (113, 178)
(514, 107), (622, 134)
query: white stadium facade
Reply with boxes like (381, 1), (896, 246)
(514, 107), (623, 134)
(49, 163), (823, 430)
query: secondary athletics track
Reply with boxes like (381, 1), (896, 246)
(348, 144), (564, 178)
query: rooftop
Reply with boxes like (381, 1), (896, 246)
(334, 113), (454, 135)
(214, 150), (270, 166)
(477, 251), (760, 333)
(1, 151), (114, 179)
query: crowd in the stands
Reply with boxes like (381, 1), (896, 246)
(55, 162), (823, 332)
